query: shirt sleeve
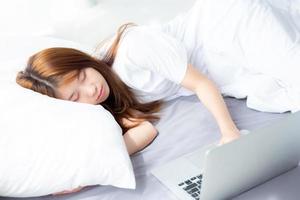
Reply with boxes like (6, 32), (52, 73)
(123, 26), (188, 84)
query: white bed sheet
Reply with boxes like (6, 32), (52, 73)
(1, 95), (298, 200)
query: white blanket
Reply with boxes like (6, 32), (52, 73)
(201, 0), (300, 113)
(167, 0), (300, 113)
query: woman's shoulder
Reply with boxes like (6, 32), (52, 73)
(120, 24), (167, 45)
(95, 24), (164, 56)
(119, 24), (181, 59)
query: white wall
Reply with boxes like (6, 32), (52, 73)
(0, 0), (92, 36)
(0, 0), (196, 46)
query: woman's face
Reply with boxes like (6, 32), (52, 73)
(56, 67), (110, 105)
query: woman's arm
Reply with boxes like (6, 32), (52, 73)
(181, 64), (240, 144)
(122, 119), (158, 155)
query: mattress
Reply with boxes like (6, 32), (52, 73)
(1, 95), (299, 200)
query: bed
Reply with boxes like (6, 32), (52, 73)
(1, 94), (299, 200)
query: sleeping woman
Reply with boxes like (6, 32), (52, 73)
(16, 26), (240, 155)
(16, 0), (299, 195)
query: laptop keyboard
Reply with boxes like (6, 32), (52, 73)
(178, 174), (203, 200)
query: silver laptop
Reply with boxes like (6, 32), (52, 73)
(151, 111), (300, 200)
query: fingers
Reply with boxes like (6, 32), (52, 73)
(52, 186), (83, 196)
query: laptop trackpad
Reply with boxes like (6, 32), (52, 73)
(186, 143), (217, 168)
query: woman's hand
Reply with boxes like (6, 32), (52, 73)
(52, 186), (83, 196)
(123, 120), (158, 155)
(218, 129), (241, 145)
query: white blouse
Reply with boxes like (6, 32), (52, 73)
(101, 25), (194, 103)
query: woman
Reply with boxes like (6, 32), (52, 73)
(16, 26), (240, 154)
(16, 23), (241, 193)
(16, 31), (240, 196)
(16, 0), (250, 195)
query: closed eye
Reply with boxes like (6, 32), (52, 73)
(69, 92), (79, 102)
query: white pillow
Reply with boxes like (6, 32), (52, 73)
(0, 36), (135, 197)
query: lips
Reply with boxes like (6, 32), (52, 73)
(96, 86), (103, 102)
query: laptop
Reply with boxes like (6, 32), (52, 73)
(151, 111), (300, 200)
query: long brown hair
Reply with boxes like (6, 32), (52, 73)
(16, 23), (162, 133)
